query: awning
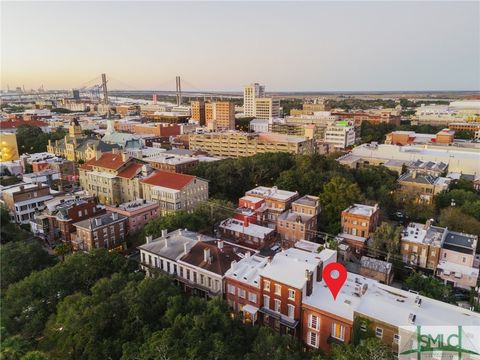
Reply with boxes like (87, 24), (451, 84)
(242, 304), (259, 315)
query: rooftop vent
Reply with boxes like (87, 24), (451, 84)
(415, 296), (422, 307)
(408, 313), (416, 324)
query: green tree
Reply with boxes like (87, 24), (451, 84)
(405, 272), (455, 303)
(53, 243), (71, 262)
(318, 176), (362, 234)
(438, 207), (480, 240)
(1, 240), (56, 291)
(20, 351), (48, 360)
(329, 337), (394, 360)
(1, 249), (134, 340)
(369, 222), (401, 261)
(0, 336), (31, 360)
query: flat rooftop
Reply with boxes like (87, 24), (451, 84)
(246, 186), (298, 202)
(109, 199), (158, 212)
(360, 256), (392, 274)
(74, 212), (127, 230)
(219, 218), (274, 239)
(260, 248), (324, 289)
(402, 222), (445, 246)
(304, 272), (480, 331)
(224, 254), (269, 288)
(343, 203), (378, 217)
(139, 229), (203, 261)
(293, 195), (318, 207)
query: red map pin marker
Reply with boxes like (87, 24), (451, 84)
(323, 262), (347, 300)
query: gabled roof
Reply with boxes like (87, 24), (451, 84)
(85, 153), (127, 170)
(140, 170), (195, 190)
(117, 163), (143, 179)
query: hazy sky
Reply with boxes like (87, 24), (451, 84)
(1, 1), (479, 91)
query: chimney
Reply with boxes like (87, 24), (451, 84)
(95, 152), (100, 161)
(305, 269), (313, 296)
(183, 242), (189, 254)
(412, 170), (417, 179)
(164, 237), (168, 248)
(245, 251), (251, 258)
(203, 247), (211, 263)
(316, 263), (323, 282)
(218, 240), (223, 249)
(230, 260), (237, 270)
(161, 229), (168, 238)
(111, 212), (118, 221)
(146, 235), (153, 244)
(121, 152), (130, 162)
(95, 218), (102, 226)
(197, 235), (202, 242)
(244, 218), (249, 227)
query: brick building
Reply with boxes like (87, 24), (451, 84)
(33, 194), (104, 245)
(105, 199), (159, 234)
(338, 203), (379, 252)
(277, 195), (320, 248)
(72, 212), (128, 251)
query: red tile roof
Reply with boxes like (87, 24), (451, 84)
(117, 163), (143, 179)
(86, 153), (127, 170)
(141, 170), (194, 190)
(0, 119), (48, 129)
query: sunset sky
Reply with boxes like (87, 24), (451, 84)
(1, 1), (479, 92)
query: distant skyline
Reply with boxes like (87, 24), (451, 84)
(1, 1), (479, 92)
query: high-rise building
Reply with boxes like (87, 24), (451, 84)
(243, 83), (265, 117)
(255, 97), (280, 120)
(205, 101), (235, 130)
(191, 100), (206, 125)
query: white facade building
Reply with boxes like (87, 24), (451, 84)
(324, 122), (356, 149)
(243, 83), (265, 117)
(255, 98), (280, 120)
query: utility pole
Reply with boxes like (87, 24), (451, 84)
(101, 73), (109, 105)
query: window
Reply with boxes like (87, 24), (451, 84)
(288, 289), (295, 301)
(274, 284), (281, 296)
(332, 323), (345, 341)
(228, 284), (235, 294)
(287, 304), (295, 318)
(274, 299), (281, 313)
(375, 327), (383, 339)
(263, 295), (270, 309)
(309, 314), (319, 330)
(238, 288), (246, 299)
(308, 331), (318, 348)
(78, 210), (82, 217)
(263, 280), (270, 291)
(394, 334), (400, 344)
(248, 292), (257, 303)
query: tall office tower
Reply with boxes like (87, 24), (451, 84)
(205, 101), (235, 130)
(191, 100), (206, 125)
(255, 97), (280, 120)
(243, 83), (265, 117)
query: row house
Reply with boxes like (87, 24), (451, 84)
(138, 229), (256, 298)
(139, 229), (198, 278)
(177, 239), (254, 298)
(72, 212), (128, 251)
(32, 194), (104, 245)
(302, 272), (480, 356)
(400, 221), (479, 288)
(1, 183), (53, 224)
(224, 254), (269, 325)
(259, 247), (336, 337)
(105, 199), (159, 234)
(245, 186), (299, 228)
(277, 195), (320, 248)
(338, 203), (379, 253)
(218, 218), (275, 250)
